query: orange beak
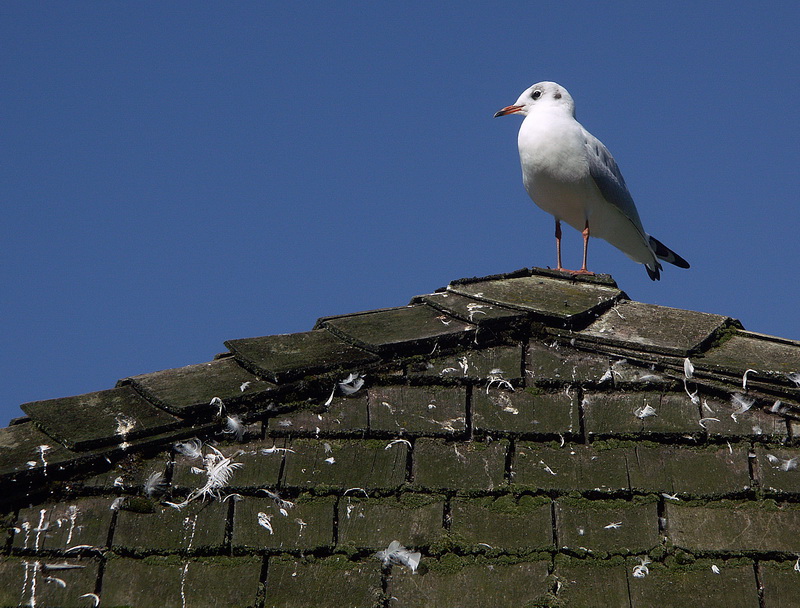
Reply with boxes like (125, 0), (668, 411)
(494, 104), (523, 117)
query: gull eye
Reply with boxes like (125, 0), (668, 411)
(531, 90), (542, 100)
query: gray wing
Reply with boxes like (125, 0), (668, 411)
(582, 127), (647, 233)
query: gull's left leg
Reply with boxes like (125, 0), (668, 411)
(574, 220), (594, 275)
(555, 219), (564, 271)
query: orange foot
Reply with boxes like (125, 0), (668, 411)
(555, 267), (595, 276)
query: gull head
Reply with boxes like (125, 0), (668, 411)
(494, 81), (575, 118)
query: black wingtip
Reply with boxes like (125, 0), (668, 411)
(649, 236), (690, 269)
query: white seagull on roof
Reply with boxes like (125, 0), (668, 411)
(495, 81), (689, 281)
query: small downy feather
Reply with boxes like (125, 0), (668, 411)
(80, 594), (101, 608)
(144, 471), (167, 497)
(45, 576), (67, 588)
(175, 438), (204, 460)
(257, 512), (274, 534)
(339, 372), (365, 395)
(766, 453), (798, 471)
(683, 357), (694, 379)
(486, 369), (514, 393)
(223, 415), (245, 442)
(634, 404), (657, 419)
(210, 396), (224, 415)
(731, 393), (755, 415)
(260, 445), (295, 455)
(376, 540), (422, 573)
(259, 488), (295, 513)
(699, 417), (720, 429)
(632, 557), (651, 578)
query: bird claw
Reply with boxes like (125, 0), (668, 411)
(555, 267), (595, 277)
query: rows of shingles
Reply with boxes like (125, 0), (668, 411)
(239, 357), (800, 608)
(4, 342), (800, 606)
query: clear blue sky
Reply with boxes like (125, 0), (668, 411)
(3, 3), (799, 425)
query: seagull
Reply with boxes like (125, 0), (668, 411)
(495, 81), (689, 280)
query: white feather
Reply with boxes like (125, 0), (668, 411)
(731, 393), (755, 415)
(376, 540), (422, 573)
(339, 372), (365, 395)
(175, 438), (204, 460)
(223, 416), (245, 442)
(634, 404), (657, 419)
(144, 471), (166, 497)
(80, 594), (101, 607)
(257, 512), (274, 534)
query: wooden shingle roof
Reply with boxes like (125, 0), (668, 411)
(2, 268), (800, 607)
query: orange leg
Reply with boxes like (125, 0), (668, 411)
(553, 219), (594, 276)
(555, 220), (564, 271)
(578, 221), (592, 274)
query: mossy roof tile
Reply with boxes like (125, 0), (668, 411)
(556, 498), (660, 554)
(0, 420), (77, 477)
(760, 562), (800, 608)
(282, 438), (408, 490)
(666, 501), (800, 553)
(0, 556), (99, 608)
(553, 558), (631, 606)
(367, 385), (467, 435)
(755, 447), (800, 494)
(14, 496), (114, 551)
(387, 559), (552, 608)
(233, 495), (335, 550)
(583, 392), (701, 438)
(265, 556), (382, 608)
(113, 500), (228, 552)
(102, 556), (262, 608)
(526, 340), (612, 384)
(472, 389), (580, 436)
(337, 494), (445, 550)
(576, 300), (730, 356)
(514, 443), (630, 492)
(409, 344), (523, 381)
(20, 385), (182, 451)
(412, 290), (527, 327)
(450, 495), (553, 550)
(628, 562), (760, 607)
(122, 356), (277, 416)
(412, 438), (508, 492)
(267, 394), (368, 434)
(699, 330), (800, 388)
(447, 273), (622, 324)
(225, 328), (379, 383)
(317, 304), (476, 356)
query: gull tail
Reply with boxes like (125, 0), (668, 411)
(645, 236), (690, 281)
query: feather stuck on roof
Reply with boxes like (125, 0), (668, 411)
(376, 540), (422, 573)
(166, 445), (243, 509)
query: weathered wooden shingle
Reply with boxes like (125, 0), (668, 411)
(21, 385), (182, 450)
(576, 300), (731, 356)
(225, 329), (379, 383)
(317, 304), (476, 356)
(0, 420), (78, 477)
(122, 356), (277, 415)
(447, 273), (622, 324)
